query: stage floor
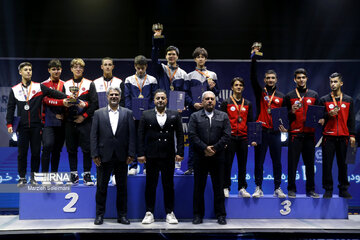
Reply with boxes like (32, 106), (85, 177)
(0, 215), (359, 237)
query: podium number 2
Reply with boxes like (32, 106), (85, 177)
(63, 192), (79, 213)
(280, 200), (291, 216)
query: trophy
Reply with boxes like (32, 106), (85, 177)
(69, 86), (79, 103)
(152, 23), (164, 39)
(251, 42), (263, 59)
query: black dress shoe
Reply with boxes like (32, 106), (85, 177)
(339, 190), (352, 199)
(117, 216), (130, 225)
(323, 190), (333, 198)
(217, 216), (227, 225)
(94, 215), (104, 225)
(192, 215), (203, 224)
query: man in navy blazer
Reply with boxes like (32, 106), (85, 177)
(189, 91), (231, 225)
(91, 86), (135, 225)
(138, 89), (184, 224)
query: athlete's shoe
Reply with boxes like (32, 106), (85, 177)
(83, 173), (94, 186)
(239, 188), (251, 198)
(252, 186), (264, 198)
(166, 212), (178, 224)
(142, 211), (154, 224)
(274, 187), (286, 198)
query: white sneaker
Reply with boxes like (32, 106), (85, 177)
(274, 187), (286, 198)
(166, 212), (178, 224)
(239, 188), (251, 198)
(111, 175), (116, 185)
(252, 186), (264, 198)
(142, 211), (154, 224)
(128, 168), (137, 176)
(223, 188), (229, 198)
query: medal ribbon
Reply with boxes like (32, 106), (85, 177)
(72, 79), (84, 97)
(295, 88), (308, 103)
(195, 69), (210, 79)
(230, 96), (244, 116)
(166, 66), (178, 86)
(103, 78), (113, 92)
(264, 87), (276, 108)
(21, 82), (33, 104)
(135, 74), (147, 95)
(52, 80), (62, 91)
(331, 92), (343, 110)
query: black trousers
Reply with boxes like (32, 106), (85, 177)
(193, 153), (226, 218)
(65, 120), (92, 172)
(322, 136), (350, 191)
(96, 156), (128, 217)
(287, 133), (315, 193)
(41, 126), (65, 173)
(17, 126), (42, 178)
(145, 157), (175, 214)
(254, 129), (282, 190)
(224, 136), (248, 190)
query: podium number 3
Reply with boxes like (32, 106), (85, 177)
(63, 192), (79, 213)
(280, 200), (291, 216)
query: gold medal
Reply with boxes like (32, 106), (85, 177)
(267, 108), (271, 114)
(170, 85), (174, 91)
(138, 94), (144, 98)
(238, 116), (242, 123)
(24, 104), (30, 110)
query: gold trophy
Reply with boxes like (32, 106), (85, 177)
(152, 23), (164, 38)
(251, 42), (263, 59)
(69, 86), (79, 103)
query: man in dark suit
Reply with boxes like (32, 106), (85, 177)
(138, 89), (184, 224)
(189, 91), (231, 225)
(90, 86), (135, 225)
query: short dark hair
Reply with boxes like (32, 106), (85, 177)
(102, 57), (113, 65)
(294, 68), (307, 78)
(48, 59), (62, 69)
(166, 46), (179, 56)
(231, 77), (245, 87)
(18, 62), (32, 71)
(192, 47), (208, 59)
(134, 55), (147, 65)
(264, 70), (277, 78)
(154, 89), (167, 98)
(329, 72), (343, 81)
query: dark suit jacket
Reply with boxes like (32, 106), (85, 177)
(188, 109), (231, 155)
(90, 106), (136, 163)
(138, 108), (184, 159)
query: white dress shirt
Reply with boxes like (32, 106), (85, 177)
(108, 106), (119, 135)
(155, 108), (167, 128)
(205, 110), (214, 126)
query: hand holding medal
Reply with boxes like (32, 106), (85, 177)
(152, 23), (164, 39)
(69, 86), (79, 103)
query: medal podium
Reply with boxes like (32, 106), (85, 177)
(19, 175), (348, 220)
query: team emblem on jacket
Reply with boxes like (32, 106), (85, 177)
(230, 106), (236, 111)
(32, 90), (36, 94)
(82, 87), (85, 91)
(307, 99), (312, 104)
(329, 104), (334, 109)
(274, 98), (279, 103)
(341, 104), (346, 108)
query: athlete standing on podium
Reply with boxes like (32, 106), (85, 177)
(250, 43), (287, 198)
(151, 24), (188, 175)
